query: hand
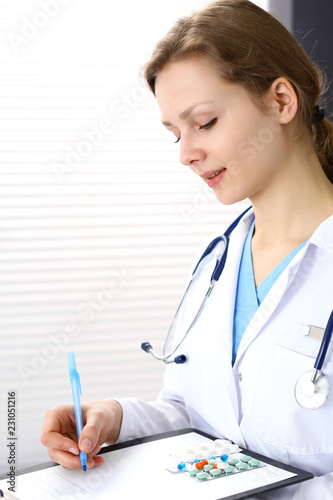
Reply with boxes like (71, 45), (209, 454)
(41, 399), (123, 469)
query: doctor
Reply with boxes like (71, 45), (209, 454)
(41, 1), (333, 498)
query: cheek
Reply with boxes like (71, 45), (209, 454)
(234, 116), (284, 170)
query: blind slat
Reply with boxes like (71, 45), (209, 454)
(0, 0), (266, 473)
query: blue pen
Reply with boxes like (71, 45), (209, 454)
(67, 350), (87, 472)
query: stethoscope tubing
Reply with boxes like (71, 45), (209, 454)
(315, 309), (333, 371)
(141, 206), (251, 364)
(161, 279), (216, 363)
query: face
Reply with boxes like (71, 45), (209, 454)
(155, 57), (288, 206)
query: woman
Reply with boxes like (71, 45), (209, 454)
(41, 1), (333, 498)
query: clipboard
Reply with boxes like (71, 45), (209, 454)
(0, 428), (314, 500)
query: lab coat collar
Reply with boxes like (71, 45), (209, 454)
(308, 213), (333, 255)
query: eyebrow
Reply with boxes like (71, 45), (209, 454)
(162, 100), (215, 127)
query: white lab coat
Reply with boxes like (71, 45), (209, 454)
(117, 208), (333, 499)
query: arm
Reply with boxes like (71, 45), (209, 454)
(116, 397), (190, 443)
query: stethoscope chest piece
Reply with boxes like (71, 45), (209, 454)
(295, 369), (329, 410)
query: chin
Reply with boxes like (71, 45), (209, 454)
(212, 187), (247, 206)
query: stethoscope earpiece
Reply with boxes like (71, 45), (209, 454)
(141, 342), (187, 364)
(174, 354), (187, 364)
(141, 342), (152, 353)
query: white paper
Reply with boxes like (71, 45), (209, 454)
(0, 432), (296, 500)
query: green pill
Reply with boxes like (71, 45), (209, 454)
(197, 472), (209, 481)
(236, 462), (248, 471)
(189, 468), (199, 476)
(224, 465), (235, 474)
(228, 458), (239, 466)
(248, 459), (260, 468)
(210, 469), (222, 477)
(240, 455), (251, 463)
(204, 464), (213, 472)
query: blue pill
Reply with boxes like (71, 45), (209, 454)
(177, 462), (186, 471)
(221, 454), (229, 462)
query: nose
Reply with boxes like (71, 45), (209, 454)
(179, 136), (205, 167)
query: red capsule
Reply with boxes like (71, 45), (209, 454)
(195, 460), (208, 469)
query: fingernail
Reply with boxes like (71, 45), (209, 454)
(92, 445), (101, 456)
(81, 438), (93, 453)
(69, 448), (79, 455)
(93, 457), (104, 467)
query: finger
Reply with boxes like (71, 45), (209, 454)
(92, 455), (105, 468)
(79, 411), (109, 454)
(41, 406), (79, 454)
(47, 448), (84, 469)
(42, 431), (80, 455)
(48, 447), (105, 470)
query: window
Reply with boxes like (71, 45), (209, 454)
(0, 0), (266, 470)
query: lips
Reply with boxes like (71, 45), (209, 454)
(207, 170), (224, 179)
(201, 168), (226, 187)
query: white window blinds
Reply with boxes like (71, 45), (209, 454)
(0, 0), (266, 471)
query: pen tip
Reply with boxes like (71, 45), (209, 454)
(83, 466), (87, 473)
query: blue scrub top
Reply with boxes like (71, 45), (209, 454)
(232, 219), (308, 365)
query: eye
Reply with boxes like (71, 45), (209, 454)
(198, 118), (217, 130)
(174, 137), (181, 144)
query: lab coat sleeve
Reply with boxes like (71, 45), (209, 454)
(290, 474), (333, 500)
(114, 234), (220, 443)
(114, 259), (196, 443)
(115, 396), (191, 443)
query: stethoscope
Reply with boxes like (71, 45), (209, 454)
(295, 309), (333, 410)
(141, 207), (332, 410)
(141, 206), (251, 364)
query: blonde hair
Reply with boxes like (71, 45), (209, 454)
(143, 0), (333, 183)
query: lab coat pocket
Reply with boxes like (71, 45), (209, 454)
(252, 337), (333, 456)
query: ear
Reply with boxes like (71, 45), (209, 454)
(267, 77), (298, 125)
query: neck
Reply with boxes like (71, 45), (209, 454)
(250, 146), (333, 245)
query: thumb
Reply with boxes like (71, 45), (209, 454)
(79, 434), (95, 454)
(78, 413), (106, 454)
